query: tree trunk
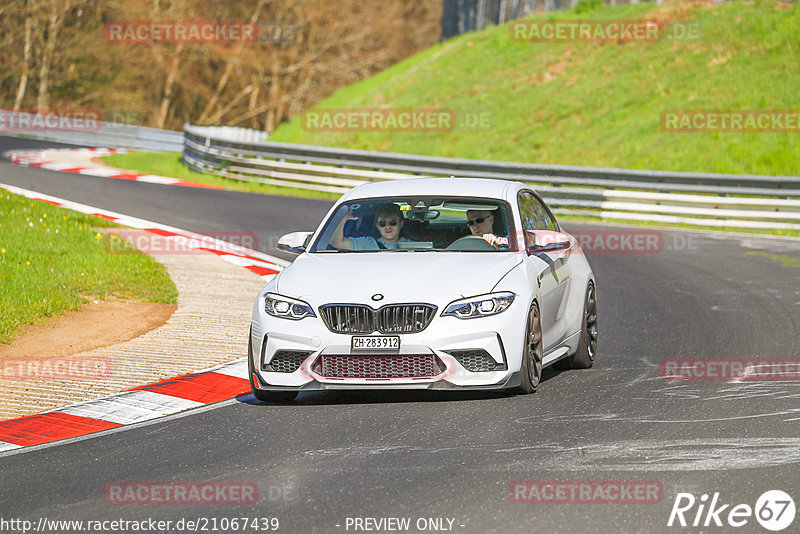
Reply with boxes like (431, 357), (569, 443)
(205, 84), (253, 124)
(37, 0), (68, 111)
(14, 0), (35, 110)
(247, 75), (261, 129)
(264, 54), (282, 132)
(196, 0), (269, 124)
(155, 44), (184, 129)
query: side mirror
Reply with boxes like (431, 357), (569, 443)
(277, 231), (313, 254)
(525, 230), (572, 255)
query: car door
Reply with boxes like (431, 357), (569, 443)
(518, 190), (574, 352)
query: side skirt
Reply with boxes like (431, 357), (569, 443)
(542, 330), (581, 367)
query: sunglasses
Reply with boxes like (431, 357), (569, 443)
(377, 218), (398, 227)
(467, 216), (491, 226)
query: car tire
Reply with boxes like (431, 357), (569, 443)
(248, 333), (299, 403)
(555, 282), (597, 370)
(515, 301), (543, 394)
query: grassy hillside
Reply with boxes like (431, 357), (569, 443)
(269, 1), (800, 176)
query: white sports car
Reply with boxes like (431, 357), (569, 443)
(249, 178), (597, 401)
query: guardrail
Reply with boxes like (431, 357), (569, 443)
(183, 123), (800, 231)
(0, 110), (183, 152)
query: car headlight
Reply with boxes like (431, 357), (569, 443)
(264, 293), (316, 320)
(442, 292), (515, 319)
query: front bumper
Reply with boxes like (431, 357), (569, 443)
(250, 297), (528, 392)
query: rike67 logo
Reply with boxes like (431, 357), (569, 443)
(668, 490), (795, 531)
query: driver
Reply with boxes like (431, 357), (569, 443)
(466, 209), (508, 248)
(331, 203), (411, 250)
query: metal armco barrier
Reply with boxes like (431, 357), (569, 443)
(182, 122), (800, 230)
(0, 110), (183, 152)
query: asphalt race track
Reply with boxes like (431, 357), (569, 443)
(1, 135), (799, 533)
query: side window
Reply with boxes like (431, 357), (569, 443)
(517, 191), (557, 247)
(533, 194), (558, 232)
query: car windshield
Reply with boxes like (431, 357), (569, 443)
(310, 196), (516, 253)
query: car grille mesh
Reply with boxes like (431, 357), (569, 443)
(447, 349), (505, 372)
(318, 355), (445, 379)
(264, 350), (311, 373)
(320, 304), (436, 334)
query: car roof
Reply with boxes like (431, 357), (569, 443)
(340, 177), (527, 202)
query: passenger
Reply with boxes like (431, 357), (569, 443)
(331, 203), (411, 250)
(466, 209), (508, 248)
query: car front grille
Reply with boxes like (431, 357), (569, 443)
(263, 350), (312, 373)
(447, 349), (506, 372)
(316, 354), (445, 379)
(319, 304), (437, 334)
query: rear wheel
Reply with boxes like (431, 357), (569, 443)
(556, 282), (597, 370)
(515, 302), (543, 394)
(248, 334), (298, 403)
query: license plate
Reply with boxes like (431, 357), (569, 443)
(351, 336), (400, 351)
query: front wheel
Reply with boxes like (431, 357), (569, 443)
(515, 302), (543, 394)
(556, 282), (598, 370)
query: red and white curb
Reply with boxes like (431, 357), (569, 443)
(0, 359), (250, 452)
(0, 183), (288, 278)
(0, 183), (290, 452)
(5, 148), (222, 190)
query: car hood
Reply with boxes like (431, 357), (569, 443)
(276, 252), (522, 302)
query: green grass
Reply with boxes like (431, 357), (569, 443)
(746, 251), (800, 267)
(101, 151), (341, 201)
(269, 0), (800, 176)
(100, 1), (799, 239)
(0, 191), (178, 344)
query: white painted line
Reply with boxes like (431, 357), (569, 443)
(219, 254), (277, 268)
(78, 167), (125, 177)
(136, 175), (180, 185)
(0, 182), (288, 267)
(207, 358), (249, 380)
(56, 390), (203, 425)
(0, 397), (241, 458)
(112, 218), (155, 230)
(0, 441), (23, 452)
(40, 162), (83, 171)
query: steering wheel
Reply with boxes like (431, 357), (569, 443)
(445, 235), (497, 251)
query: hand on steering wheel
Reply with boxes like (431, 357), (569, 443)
(482, 233), (500, 246)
